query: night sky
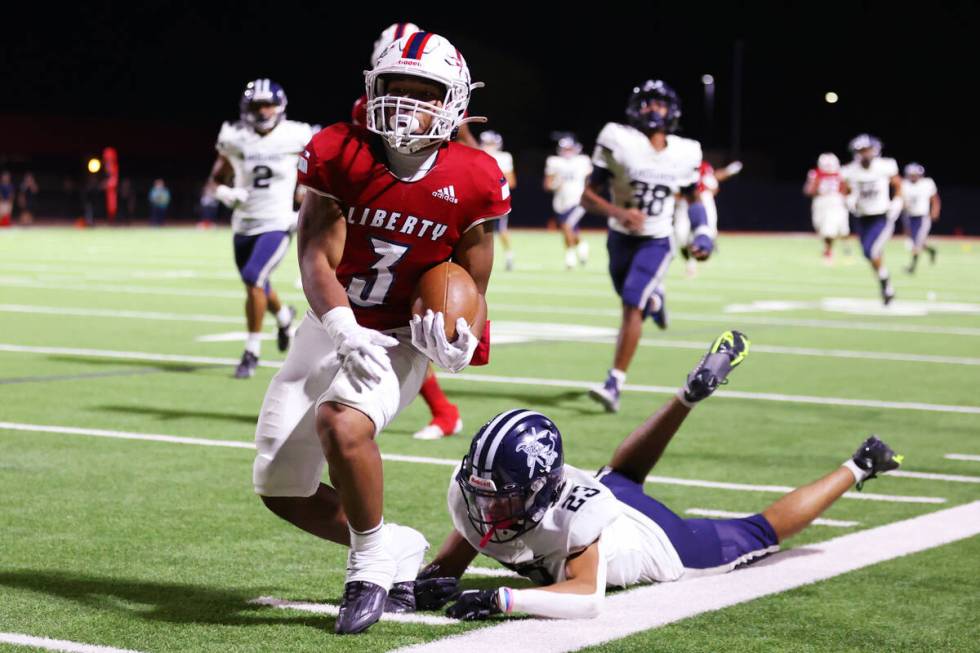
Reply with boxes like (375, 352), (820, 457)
(3, 2), (979, 184)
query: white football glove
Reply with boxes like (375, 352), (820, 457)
(215, 184), (250, 209)
(409, 309), (478, 373)
(724, 161), (743, 176)
(321, 307), (398, 392)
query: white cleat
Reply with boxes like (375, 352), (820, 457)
(413, 418), (463, 440)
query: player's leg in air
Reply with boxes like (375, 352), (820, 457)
(412, 365), (463, 440)
(233, 230), (297, 378)
(905, 215), (936, 274)
(558, 206), (588, 269)
(600, 330), (903, 573)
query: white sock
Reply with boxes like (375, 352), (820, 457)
(275, 306), (292, 328)
(386, 523), (430, 583)
(348, 520), (396, 587)
(564, 248), (577, 268)
(576, 240), (589, 261)
(877, 266), (889, 280)
(245, 333), (262, 356)
(610, 368), (626, 388)
(842, 459), (868, 484)
(647, 292), (663, 313)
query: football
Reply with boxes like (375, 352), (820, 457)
(410, 261), (483, 341)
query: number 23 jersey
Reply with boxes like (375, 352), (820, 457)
(216, 119), (315, 235)
(592, 122), (702, 238)
(298, 123), (511, 331)
(449, 464), (684, 588)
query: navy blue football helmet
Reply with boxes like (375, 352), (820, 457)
(626, 79), (682, 134)
(457, 409), (565, 545)
(240, 78), (288, 132)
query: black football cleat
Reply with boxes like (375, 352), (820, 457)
(234, 350), (259, 379)
(384, 581), (415, 613)
(276, 305), (297, 352)
(682, 330), (749, 404)
(851, 435), (904, 490)
(335, 581), (388, 634)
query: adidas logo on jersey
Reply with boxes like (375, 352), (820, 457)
(432, 185), (459, 204)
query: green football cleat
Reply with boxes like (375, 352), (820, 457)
(682, 330), (750, 404)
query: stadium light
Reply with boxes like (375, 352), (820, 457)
(87, 158), (102, 174)
(702, 74), (715, 86)
(825, 91), (839, 104)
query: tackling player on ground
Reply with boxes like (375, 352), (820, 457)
(583, 80), (710, 413)
(840, 134), (902, 305)
(207, 79), (314, 378)
(804, 152), (851, 264)
(901, 162), (940, 274)
(251, 32), (509, 634)
(410, 331), (903, 621)
(544, 132), (593, 269)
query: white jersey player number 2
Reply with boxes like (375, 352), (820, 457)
(347, 237), (409, 307)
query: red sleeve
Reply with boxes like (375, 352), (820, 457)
(464, 154), (512, 231)
(297, 123), (350, 201)
(470, 320), (491, 366)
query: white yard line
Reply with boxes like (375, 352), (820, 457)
(0, 633), (144, 653)
(888, 470), (980, 484)
(0, 422), (947, 505)
(249, 597), (458, 626)
(685, 508), (858, 528)
(945, 453), (980, 462)
(5, 305), (974, 366)
(491, 304), (980, 337)
(392, 501), (980, 653)
(2, 343), (978, 415)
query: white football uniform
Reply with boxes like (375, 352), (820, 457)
(545, 154), (593, 214)
(449, 464), (684, 588)
(840, 157), (899, 217)
(487, 150), (514, 179)
(902, 177), (937, 217)
(591, 122), (701, 238)
(216, 119), (315, 235)
(807, 169), (849, 237)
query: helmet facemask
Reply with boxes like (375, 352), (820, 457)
(457, 454), (563, 547)
(365, 72), (469, 154)
(240, 79), (287, 133)
(626, 80), (682, 135)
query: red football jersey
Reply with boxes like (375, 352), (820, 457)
(298, 122), (511, 331)
(806, 169), (843, 196)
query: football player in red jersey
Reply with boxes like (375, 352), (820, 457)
(355, 23), (477, 442)
(252, 32), (509, 635)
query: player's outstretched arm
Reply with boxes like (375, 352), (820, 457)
(297, 192), (350, 316)
(581, 173), (644, 232)
(446, 540), (606, 620)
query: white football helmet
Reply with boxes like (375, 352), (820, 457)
(370, 22), (421, 68)
(817, 152), (840, 174)
(364, 31), (484, 154)
(904, 162), (925, 178)
(479, 130), (503, 150)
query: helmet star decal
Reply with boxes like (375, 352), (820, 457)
(515, 428), (559, 478)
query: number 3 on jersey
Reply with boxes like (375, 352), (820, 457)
(561, 485), (600, 512)
(347, 237), (409, 307)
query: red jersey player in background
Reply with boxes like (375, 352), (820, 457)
(356, 23), (481, 441)
(804, 152), (851, 263)
(251, 31), (509, 635)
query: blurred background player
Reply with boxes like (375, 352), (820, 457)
(148, 178), (170, 226)
(901, 162), (940, 274)
(479, 130), (517, 270)
(544, 132), (593, 269)
(207, 79), (314, 378)
(582, 80), (708, 412)
(18, 172), (38, 225)
(0, 171), (13, 227)
(840, 134), (902, 305)
(804, 152), (850, 264)
(674, 159), (742, 276)
(102, 147), (119, 224)
(255, 32), (508, 634)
